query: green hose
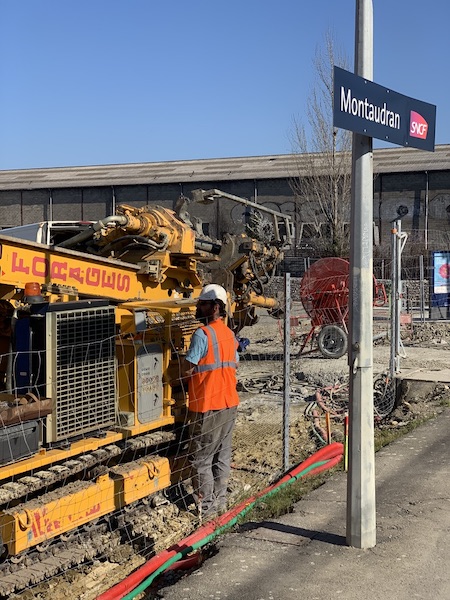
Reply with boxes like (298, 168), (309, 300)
(122, 459), (329, 600)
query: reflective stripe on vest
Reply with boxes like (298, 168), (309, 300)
(188, 319), (239, 413)
(195, 325), (238, 373)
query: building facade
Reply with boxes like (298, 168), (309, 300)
(0, 145), (449, 262)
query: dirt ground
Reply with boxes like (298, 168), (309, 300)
(9, 312), (450, 600)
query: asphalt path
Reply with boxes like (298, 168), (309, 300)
(159, 408), (450, 600)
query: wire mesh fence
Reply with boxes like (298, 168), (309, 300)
(0, 306), (315, 597)
(0, 261), (447, 596)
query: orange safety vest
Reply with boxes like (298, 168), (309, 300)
(188, 319), (239, 413)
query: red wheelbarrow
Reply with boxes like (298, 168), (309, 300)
(299, 257), (387, 358)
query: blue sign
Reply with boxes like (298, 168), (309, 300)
(333, 66), (436, 152)
(430, 251), (450, 319)
(433, 251), (450, 295)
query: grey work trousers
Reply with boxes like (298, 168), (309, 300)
(188, 406), (238, 516)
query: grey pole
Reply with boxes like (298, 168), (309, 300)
(346, 0), (376, 549)
(395, 219), (403, 372)
(390, 218), (409, 374)
(389, 221), (398, 378)
(419, 254), (425, 322)
(393, 219), (408, 372)
(283, 272), (291, 472)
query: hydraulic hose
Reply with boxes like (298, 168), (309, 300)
(57, 215), (128, 248)
(97, 442), (343, 600)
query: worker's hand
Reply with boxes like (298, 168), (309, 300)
(171, 358), (195, 386)
(182, 358), (196, 378)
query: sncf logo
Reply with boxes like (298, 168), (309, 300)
(410, 111), (428, 139)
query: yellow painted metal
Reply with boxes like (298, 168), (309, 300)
(116, 337), (175, 427)
(0, 235), (201, 303)
(120, 298), (197, 312)
(109, 205), (196, 255)
(113, 456), (171, 505)
(0, 456), (171, 555)
(0, 431), (123, 480)
(117, 340), (143, 418)
(0, 236), (145, 301)
(247, 291), (280, 309)
(116, 414), (175, 437)
(1, 475), (115, 555)
(117, 299), (197, 421)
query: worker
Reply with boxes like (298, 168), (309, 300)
(183, 284), (240, 519)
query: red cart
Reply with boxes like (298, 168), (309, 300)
(299, 257), (387, 358)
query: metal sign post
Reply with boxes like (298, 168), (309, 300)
(390, 218), (408, 376)
(346, 0), (376, 549)
(333, 0), (437, 551)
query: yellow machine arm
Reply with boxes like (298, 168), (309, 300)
(54, 188), (294, 327)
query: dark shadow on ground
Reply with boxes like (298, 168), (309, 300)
(239, 520), (347, 546)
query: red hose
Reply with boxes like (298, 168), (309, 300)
(306, 453), (343, 477)
(96, 505), (249, 600)
(273, 442), (343, 486)
(165, 552), (203, 571)
(97, 443), (343, 600)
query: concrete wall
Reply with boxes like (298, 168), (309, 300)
(0, 170), (449, 251)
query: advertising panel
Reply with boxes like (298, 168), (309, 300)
(430, 251), (450, 319)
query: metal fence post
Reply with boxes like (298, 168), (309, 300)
(419, 254), (425, 322)
(283, 272), (291, 472)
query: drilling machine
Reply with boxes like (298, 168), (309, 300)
(0, 188), (293, 568)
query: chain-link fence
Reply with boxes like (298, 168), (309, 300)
(0, 303), (335, 598)
(0, 258), (448, 596)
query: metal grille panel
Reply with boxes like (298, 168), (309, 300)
(49, 305), (116, 441)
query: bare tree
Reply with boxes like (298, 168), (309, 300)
(290, 31), (352, 258)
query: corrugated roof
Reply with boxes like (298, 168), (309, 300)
(0, 145), (449, 191)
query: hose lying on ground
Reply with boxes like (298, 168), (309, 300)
(97, 442), (344, 600)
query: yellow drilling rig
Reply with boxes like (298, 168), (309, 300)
(0, 188), (293, 586)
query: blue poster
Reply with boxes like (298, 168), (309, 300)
(433, 252), (450, 295)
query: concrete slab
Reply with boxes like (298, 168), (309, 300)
(396, 368), (450, 383)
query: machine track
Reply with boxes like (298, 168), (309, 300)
(0, 430), (176, 505)
(0, 493), (195, 597)
(0, 429), (182, 595)
(0, 524), (120, 597)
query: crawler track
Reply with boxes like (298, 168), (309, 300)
(0, 430), (185, 595)
(0, 525), (118, 597)
(0, 495), (196, 597)
(0, 498), (195, 597)
(0, 431), (176, 505)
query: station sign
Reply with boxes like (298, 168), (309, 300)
(333, 66), (436, 152)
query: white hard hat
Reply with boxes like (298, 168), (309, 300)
(198, 284), (228, 305)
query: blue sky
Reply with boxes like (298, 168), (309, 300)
(0, 1), (448, 170)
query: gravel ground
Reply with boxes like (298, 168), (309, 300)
(9, 312), (450, 600)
